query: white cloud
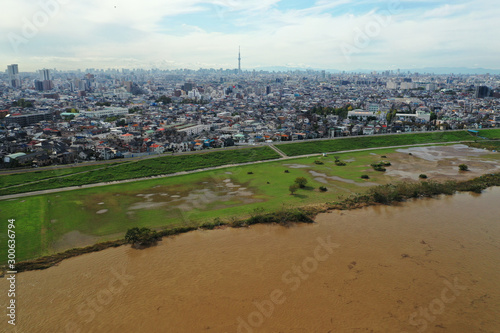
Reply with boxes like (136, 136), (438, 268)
(1, 0), (499, 71)
(423, 4), (466, 17)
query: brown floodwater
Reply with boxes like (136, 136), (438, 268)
(2, 188), (500, 333)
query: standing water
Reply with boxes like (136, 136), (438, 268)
(2, 188), (500, 332)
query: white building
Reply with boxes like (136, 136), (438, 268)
(177, 124), (211, 136)
(80, 107), (129, 118)
(347, 109), (377, 120)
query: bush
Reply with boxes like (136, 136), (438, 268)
(459, 164), (469, 171)
(125, 227), (161, 246)
(381, 155), (387, 158)
(247, 171), (254, 174)
(361, 175), (370, 179)
(371, 163), (386, 172)
(319, 186), (328, 192)
(284, 170), (290, 173)
(314, 160), (324, 165)
(335, 160), (346, 166)
(419, 174), (428, 179)
(294, 177), (308, 188)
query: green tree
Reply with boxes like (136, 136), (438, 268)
(294, 177), (308, 188)
(430, 112), (437, 122)
(156, 95), (172, 104)
(289, 184), (299, 195)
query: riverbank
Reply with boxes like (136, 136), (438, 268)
(10, 172), (500, 274)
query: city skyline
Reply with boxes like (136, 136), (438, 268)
(1, 0), (499, 72)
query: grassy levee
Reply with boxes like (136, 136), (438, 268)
(0, 163), (121, 188)
(278, 131), (475, 156)
(0, 147), (280, 196)
(478, 128), (500, 139)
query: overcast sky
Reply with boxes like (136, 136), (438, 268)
(1, 0), (498, 71)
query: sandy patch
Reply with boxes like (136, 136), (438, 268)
(96, 209), (108, 214)
(386, 145), (500, 181)
(396, 144), (490, 162)
(283, 164), (309, 168)
(129, 202), (167, 210)
(309, 170), (377, 187)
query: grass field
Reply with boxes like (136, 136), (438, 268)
(478, 128), (500, 139)
(278, 131), (476, 156)
(1, 148), (401, 263)
(0, 147), (280, 196)
(0, 163), (122, 188)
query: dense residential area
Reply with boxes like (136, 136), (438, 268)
(1, 66), (500, 168)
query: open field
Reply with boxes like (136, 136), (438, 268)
(1, 144), (499, 263)
(0, 146), (280, 196)
(278, 131), (477, 156)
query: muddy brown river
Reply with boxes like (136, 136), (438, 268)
(2, 188), (500, 333)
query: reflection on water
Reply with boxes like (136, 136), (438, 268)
(2, 188), (500, 333)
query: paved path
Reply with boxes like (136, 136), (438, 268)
(268, 144), (287, 158)
(0, 141), (464, 200)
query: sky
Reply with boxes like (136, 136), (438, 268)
(1, 0), (499, 72)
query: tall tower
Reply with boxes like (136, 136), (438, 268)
(238, 46), (241, 75)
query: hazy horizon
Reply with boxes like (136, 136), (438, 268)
(1, 0), (499, 72)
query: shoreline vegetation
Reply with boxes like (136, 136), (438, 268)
(11, 172), (500, 274)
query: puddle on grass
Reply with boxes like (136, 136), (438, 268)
(388, 145), (500, 181)
(105, 177), (264, 213)
(283, 163), (310, 168)
(396, 144), (490, 162)
(52, 231), (100, 252)
(309, 170), (377, 187)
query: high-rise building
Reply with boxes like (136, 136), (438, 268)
(7, 64), (20, 88)
(476, 86), (491, 98)
(183, 82), (194, 92)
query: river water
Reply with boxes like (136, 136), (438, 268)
(2, 188), (500, 333)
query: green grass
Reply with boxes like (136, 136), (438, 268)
(278, 131), (475, 156)
(478, 129), (500, 139)
(0, 149), (397, 263)
(0, 147), (280, 196)
(467, 141), (500, 151)
(0, 163), (116, 188)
